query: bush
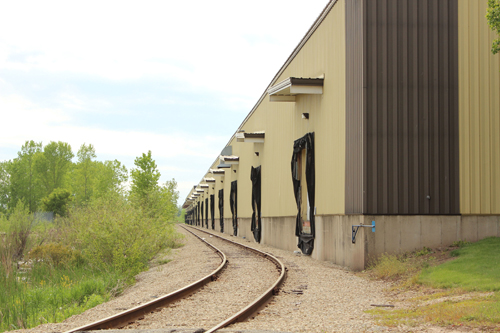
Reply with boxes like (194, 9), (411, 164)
(29, 243), (84, 268)
(0, 201), (34, 275)
(370, 254), (408, 279)
(62, 194), (180, 279)
(41, 188), (73, 217)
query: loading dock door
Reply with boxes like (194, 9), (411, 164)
(197, 202), (200, 226)
(205, 198), (208, 229)
(250, 166), (262, 243)
(291, 132), (315, 255)
(218, 189), (224, 233)
(201, 201), (204, 228)
(230, 181), (238, 236)
(210, 194), (215, 230)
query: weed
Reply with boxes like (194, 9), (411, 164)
(451, 239), (471, 248)
(157, 258), (172, 265)
(0, 263), (118, 332)
(415, 247), (432, 257)
(0, 194), (183, 332)
(370, 293), (500, 328)
(367, 237), (500, 330)
(0, 202), (34, 276)
(29, 243), (83, 268)
(369, 254), (408, 280)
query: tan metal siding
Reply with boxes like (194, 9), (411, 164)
(459, 0), (500, 214)
(189, 1), (346, 219)
(232, 1), (346, 218)
(274, 0), (346, 216)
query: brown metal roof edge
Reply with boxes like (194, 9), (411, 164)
(183, 0), (338, 207)
(267, 77), (325, 95)
(244, 132), (265, 138)
(221, 155), (239, 161)
(290, 77), (324, 86)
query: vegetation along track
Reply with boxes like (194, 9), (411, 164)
(64, 225), (286, 333)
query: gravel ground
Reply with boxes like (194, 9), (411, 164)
(10, 224), (436, 333)
(203, 228), (391, 333)
(125, 227), (279, 331)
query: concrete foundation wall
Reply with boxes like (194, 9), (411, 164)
(261, 216), (298, 252)
(205, 215), (499, 271)
(363, 215), (500, 267)
(314, 215), (365, 271)
(236, 218), (253, 240)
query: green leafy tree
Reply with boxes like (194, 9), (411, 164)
(487, 0), (500, 54)
(41, 188), (73, 217)
(94, 160), (128, 198)
(129, 151), (179, 221)
(73, 143), (97, 205)
(0, 161), (11, 214)
(130, 150), (160, 201)
(144, 179), (179, 221)
(34, 141), (74, 197)
(8, 141), (43, 213)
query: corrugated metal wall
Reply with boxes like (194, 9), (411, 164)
(345, 0), (364, 214)
(346, 0), (460, 215)
(459, 0), (500, 215)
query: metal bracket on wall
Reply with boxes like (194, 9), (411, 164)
(352, 221), (375, 244)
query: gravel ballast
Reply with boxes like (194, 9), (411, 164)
(12, 225), (398, 333)
(125, 227), (280, 331)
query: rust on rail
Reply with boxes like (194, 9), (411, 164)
(184, 225), (286, 333)
(63, 226), (227, 333)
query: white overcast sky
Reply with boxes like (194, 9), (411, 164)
(0, 0), (330, 203)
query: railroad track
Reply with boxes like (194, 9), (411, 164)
(64, 225), (286, 333)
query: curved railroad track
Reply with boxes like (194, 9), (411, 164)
(64, 224), (286, 333)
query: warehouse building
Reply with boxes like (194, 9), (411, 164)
(184, 0), (500, 270)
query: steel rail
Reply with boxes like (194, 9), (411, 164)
(184, 225), (287, 333)
(63, 226), (227, 333)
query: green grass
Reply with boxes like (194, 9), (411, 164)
(419, 237), (500, 291)
(0, 198), (184, 331)
(0, 263), (123, 331)
(368, 237), (500, 329)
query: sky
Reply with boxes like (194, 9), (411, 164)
(0, 0), (330, 203)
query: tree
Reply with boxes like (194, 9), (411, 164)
(487, 0), (500, 54)
(73, 143), (96, 204)
(40, 188), (73, 217)
(94, 160), (128, 198)
(144, 179), (179, 221)
(129, 151), (179, 221)
(130, 150), (160, 201)
(34, 141), (74, 197)
(8, 141), (43, 213)
(0, 161), (11, 214)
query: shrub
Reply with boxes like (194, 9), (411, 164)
(370, 254), (408, 279)
(40, 188), (73, 217)
(29, 243), (84, 268)
(0, 201), (34, 275)
(61, 194), (180, 279)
